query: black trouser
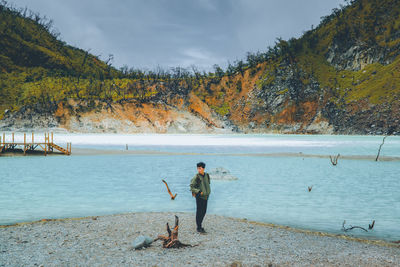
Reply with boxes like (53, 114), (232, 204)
(195, 195), (208, 229)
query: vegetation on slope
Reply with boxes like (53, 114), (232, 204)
(0, 0), (399, 134)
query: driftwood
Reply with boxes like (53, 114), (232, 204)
(156, 215), (192, 248)
(162, 179), (177, 200)
(329, 154), (340, 166)
(342, 220), (368, 232)
(375, 136), (387, 161)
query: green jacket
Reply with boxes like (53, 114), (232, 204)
(190, 173), (211, 200)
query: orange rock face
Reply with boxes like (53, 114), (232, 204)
(53, 98), (228, 133)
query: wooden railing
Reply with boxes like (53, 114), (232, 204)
(0, 132), (71, 156)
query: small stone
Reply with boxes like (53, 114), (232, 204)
(132, 235), (154, 250)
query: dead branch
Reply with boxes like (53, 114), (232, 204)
(155, 215), (192, 248)
(375, 136), (387, 161)
(368, 220), (375, 230)
(342, 220), (368, 232)
(162, 179), (177, 200)
(329, 154), (340, 166)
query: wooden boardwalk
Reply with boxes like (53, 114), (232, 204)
(0, 133), (71, 156)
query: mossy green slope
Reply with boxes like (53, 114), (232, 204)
(0, 0), (399, 134)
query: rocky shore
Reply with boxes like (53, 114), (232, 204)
(1, 212), (399, 266)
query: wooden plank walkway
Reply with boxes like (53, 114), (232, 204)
(0, 133), (71, 156)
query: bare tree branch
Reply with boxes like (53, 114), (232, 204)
(330, 154), (340, 166)
(342, 220), (368, 232)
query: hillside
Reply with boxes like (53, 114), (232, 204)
(0, 2), (119, 114)
(0, 0), (399, 135)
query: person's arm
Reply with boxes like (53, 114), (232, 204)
(190, 175), (200, 195)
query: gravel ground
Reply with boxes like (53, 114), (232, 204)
(1, 212), (399, 267)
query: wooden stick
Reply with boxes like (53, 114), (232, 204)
(162, 179), (177, 200)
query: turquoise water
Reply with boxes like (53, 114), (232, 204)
(1, 134), (399, 241)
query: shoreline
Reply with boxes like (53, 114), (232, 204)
(1, 212), (399, 247)
(1, 212), (399, 266)
(2, 147), (400, 161)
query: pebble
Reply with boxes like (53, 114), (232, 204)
(0, 212), (399, 266)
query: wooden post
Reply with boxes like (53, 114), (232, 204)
(24, 133), (26, 155)
(51, 132), (53, 144)
(12, 132), (14, 143)
(47, 133), (49, 153)
(48, 132), (52, 152)
(2, 133), (4, 145)
(44, 133), (47, 156)
(32, 132), (34, 145)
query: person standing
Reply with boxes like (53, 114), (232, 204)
(190, 162), (211, 233)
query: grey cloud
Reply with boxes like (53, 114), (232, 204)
(8, 0), (345, 70)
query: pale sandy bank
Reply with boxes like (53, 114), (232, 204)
(1, 212), (399, 266)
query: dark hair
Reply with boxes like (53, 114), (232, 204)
(197, 162), (206, 168)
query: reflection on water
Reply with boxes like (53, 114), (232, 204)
(1, 134), (399, 242)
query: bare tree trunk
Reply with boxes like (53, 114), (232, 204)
(375, 136), (387, 161)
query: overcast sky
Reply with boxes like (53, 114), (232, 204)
(8, 0), (345, 71)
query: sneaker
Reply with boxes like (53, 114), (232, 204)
(197, 228), (206, 233)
